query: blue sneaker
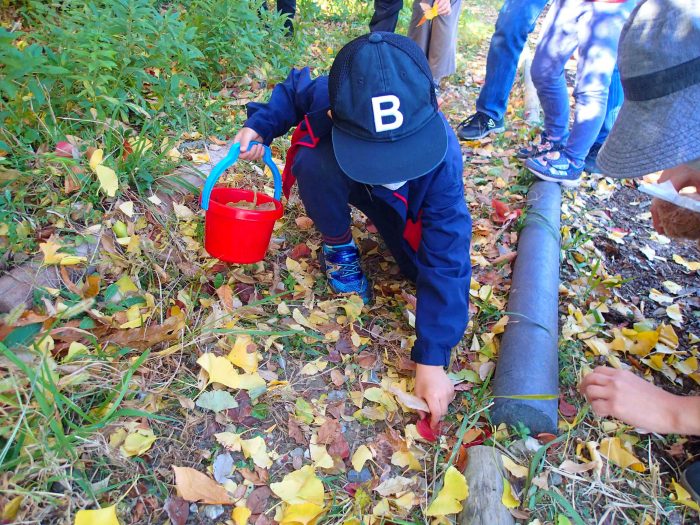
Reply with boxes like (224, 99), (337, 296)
(516, 132), (564, 160)
(320, 242), (372, 304)
(525, 151), (584, 188)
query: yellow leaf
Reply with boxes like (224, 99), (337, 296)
(279, 503), (326, 525)
(425, 466), (469, 516)
(270, 466), (325, 506)
(670, 479), (700, 511)
(89, 149), (104, 172)
(666, 303), (684, 325)
(391, 449), (421, 471)
(386, 384), (429, 412)
(501, 478), (520, 509)
(310, 443), (334, 469)
(215, 432), (242, 451)
(74, 505), (120, 525)
(119, 304), (144, 329)
(492, 315), (509, 335)
(363, 387), (398, 412)
(673, 254), (700, 272)
(301, 359), (328, 376)
(599, 437), (645, 472)
(115, 275), (139, 294)
(501, 455), (528, 479)
(40, 240), (86, 266)
(120, 428), (157, 457)
(197, 353), (266, 391)
(2, 496), (23, 522)
(417, 1), (439, 26)
(96, 164), (118, 197)
(119, 201), (134, 217)
(227, 335), (260, 373)
(232, 506), (252, 525)
(191, 152), (210, 164)
(351, 445), (373, 472)
(241, 436), (272, 468)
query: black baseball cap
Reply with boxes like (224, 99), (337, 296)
(329, 32), (449, 185)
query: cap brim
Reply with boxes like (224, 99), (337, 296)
(598, 84), (700, 178)
(332, 113), (448, 184)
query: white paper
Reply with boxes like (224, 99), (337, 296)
(638, 180), (700, 212)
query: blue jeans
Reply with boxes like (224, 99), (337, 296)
(476, 0), (550, 122)
(475, 0), (623, 149)
(531, 0), (634, 164)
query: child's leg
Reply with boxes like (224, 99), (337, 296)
(292, 139), (357, 245)
(425, 0), (462, 83)
(531, 0), (584, 142)
(565, 3), (633, 164)
(408, 0), (430, 57)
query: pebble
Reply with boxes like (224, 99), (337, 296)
(204, 505), (225, 520)
(327, 390), (347, 401)
(347, 467), (372, 483)
(189, 504), (198, 513)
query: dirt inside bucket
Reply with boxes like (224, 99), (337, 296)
(225, 191), (277, 211)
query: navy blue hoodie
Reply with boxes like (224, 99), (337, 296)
(245, 68), (472, 367)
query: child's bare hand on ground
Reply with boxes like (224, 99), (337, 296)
(579, 366), (700, 435)
(234, 127), (265, 161)
(415, 364), (455, 431)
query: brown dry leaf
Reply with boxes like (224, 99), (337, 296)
(295, 216), (314, 230)
(172, 466), (234, 504)
(107, 313), (185, 350)
(163, 497), (189, 525)
(317, 418), (341, 445)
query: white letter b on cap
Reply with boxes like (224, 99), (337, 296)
(371, 95), (403, 132)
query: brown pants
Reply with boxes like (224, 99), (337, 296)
(408, 0), (463, 83)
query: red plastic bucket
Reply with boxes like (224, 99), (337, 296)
(200, 141), (284, 264)
(204, 187), (283, 264)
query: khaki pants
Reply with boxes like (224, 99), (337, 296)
(408, 0), (463, 83)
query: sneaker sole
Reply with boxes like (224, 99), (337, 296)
(526, 166), (582, 188)
(458, 126), (505, 141)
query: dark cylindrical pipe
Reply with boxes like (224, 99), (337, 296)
(491, 181), (561, 435)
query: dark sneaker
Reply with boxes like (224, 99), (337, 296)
(320, 242), (372, 304)
(456, 112), (505, 140)
(516, 133), (564, 159)
(525, 151), (584, 188)
(584, 142), (603, 174)
(682, 461), (700, 507)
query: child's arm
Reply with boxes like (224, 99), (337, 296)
(412, 127), (472, 428)
(580, 366), (700, 435)
(243, 67), (322, 146)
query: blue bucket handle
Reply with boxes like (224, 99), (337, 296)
(201, 141), (282, 210)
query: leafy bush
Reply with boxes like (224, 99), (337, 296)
(0, 0), (302, 150)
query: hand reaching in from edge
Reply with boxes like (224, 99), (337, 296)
(234, 127), (265, 161)
(415, 364), (455, 432)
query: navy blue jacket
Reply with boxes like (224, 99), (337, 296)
(245, 68), (472, 367)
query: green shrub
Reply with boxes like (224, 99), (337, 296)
(0, 0), (302, 152)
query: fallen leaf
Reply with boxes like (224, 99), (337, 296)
(89, 148), (104, 171)
(670, 479), (700, 511)
(228, 335), (260, 373)
(241, 436), (273, 469)
(501, 455), (528, 479)
(351, 445), (373, 472)
(673, 254), (700, 272)
(120, 428), (157, 457)
(95, 164), (118, 197)
(598, 438), (645, 472)
(196, 390), (239, 412)
(666, 303), (684, 325)
(417, 1), (439, 26)
(232, 506), (252, 525)
(74, 505), (120, 525)
(426, 466), (469, 516)
(270, 466), (325, 506)
(172, 466), (234, 504)
(416, 418), (440, 442)
(386, 384), (429, 412)
(163, 497), (189, 525)
(501, 478), (520, 509)
(197, 353), (266, 391)
(2, 497), (23, 522)
(279, 503), (326, 525)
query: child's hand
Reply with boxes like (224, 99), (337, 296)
(234, 127), (265, 161)
(415, 364), (455, 431)
(435, 0), (452, 16)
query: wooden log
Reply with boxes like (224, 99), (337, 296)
(459, 446), (515, 525)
